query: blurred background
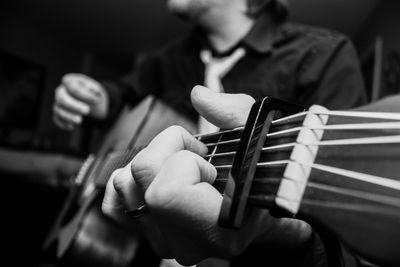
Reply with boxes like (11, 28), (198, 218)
(0, 0), (399, 266)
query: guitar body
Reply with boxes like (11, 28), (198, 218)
(44, 96), (196, 267)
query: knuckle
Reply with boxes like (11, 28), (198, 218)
(171, 150), (195, 163)
(110, 168), (124, 188)
(131, 150), (151, 175)
(112, 169), (129, 193)
(145, 184), (173, 209)
(62, 73), (79, 82)
(164, 125), (186, 137)
(66, 84), (79, 95)
(101, 197), (115, 217)
(110, 168), (123, 180)
(53, 105), (65, 118)
(54, 86), (64, 101)
(62, 74), (74, 87)
(52, 104), (59, 113)
(130, 150), (158, 183)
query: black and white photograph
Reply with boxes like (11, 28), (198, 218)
(0, 0), (399, 266)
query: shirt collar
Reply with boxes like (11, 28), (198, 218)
(191, 12), (282, 56)
(242, 12), (279, 54)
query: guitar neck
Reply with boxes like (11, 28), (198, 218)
(208, 97), (400, 267)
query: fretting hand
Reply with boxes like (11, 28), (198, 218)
(102, 86), (315, 265)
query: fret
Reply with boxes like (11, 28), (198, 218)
(198, 128), (243, 181)
(206, 134), (221, 164)
(205, 138), (240, 148)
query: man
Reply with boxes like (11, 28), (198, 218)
(53, 0), (367, 265)
(53, 0), (366, 132)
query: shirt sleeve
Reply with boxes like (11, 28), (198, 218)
(102, 53), (162, 121)
(295, 35), (368, 110)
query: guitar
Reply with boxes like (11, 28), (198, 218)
(43, 96), (196, 267)
(192, 96), (400, 267)
(45, 93), (400, 267)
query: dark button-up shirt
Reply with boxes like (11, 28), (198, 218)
(105, 14), (367, 124)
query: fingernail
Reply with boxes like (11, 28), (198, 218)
(193, 85), (214, 100)
(199, 85), (213, 94)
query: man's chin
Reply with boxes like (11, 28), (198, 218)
(166, 1), (204, 22)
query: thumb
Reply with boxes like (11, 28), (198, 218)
(191, 85), (255, 129)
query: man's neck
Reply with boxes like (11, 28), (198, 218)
(201, 10), (255, 53)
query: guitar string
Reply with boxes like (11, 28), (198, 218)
(204, 133), (400, 158)
(197, 109), (400, 141)
(202, 124), (400, 193)
(213, 168), (400, 213)
(299, 199), (400, 216)
(313, 110), (400, 121)
(272, 110), (400, 125)
(305, 181), (400, 208)
(99, 111), (400, 185)
(210, 158), (400, 192)
(197, 108), (400, 139)
(204, 122), (400, 149)
(97, 109), (400, 217)
(299, 160), (400, 191)
(102, 111), (400, 169)
(263, 135), (400, 151)
(211, 168), (400, 212)
(101, 131), (400, 191)
(275, 192), (400, 215)
(260, 176), (400, 209)
(194, 126), (244, 139)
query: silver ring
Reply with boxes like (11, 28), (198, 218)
(124, 204), (148, 218)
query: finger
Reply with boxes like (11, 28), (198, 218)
(145, 151), (217, 208)
(53, 104), (83, 125)
(157, 150), (217, 187)
(62, 73), (103, 104)
(112, 164), (145, 210)
(102, 168), (143, 229)
(55, 85), (90, 115)
(131, 125), (208, 191)
(102, 168), (125, 218)
(191, 85), (255, 128)
(52, 114), (75, 131)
